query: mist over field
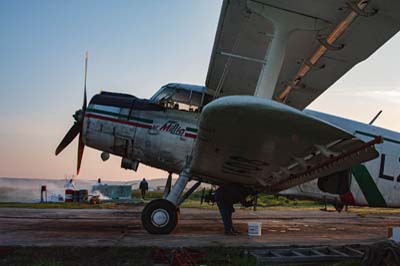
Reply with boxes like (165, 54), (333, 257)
(0, 177), (169, 203)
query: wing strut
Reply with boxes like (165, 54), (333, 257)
(247, 1), (327, 100)
(276, 0), (377, 103)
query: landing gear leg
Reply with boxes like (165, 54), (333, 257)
(166, 168), (190, 204)
(162, 172), (173, 199)
(142, 168), (198, 234)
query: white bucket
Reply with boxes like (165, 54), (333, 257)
(248, 222), (262, 236)
(389, 227), (400, 242)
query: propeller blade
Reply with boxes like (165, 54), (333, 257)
(76, 51), (88, 175)
(76, 132), (85, 175)
(55, 123), (81, 155)
(83, 50), (88, 112)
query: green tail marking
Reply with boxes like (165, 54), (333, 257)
(352, 165), (387, 207)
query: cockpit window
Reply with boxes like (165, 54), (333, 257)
(190, 91), (202, 106)
(174, 89), (191, 103)
(150, 84), (213, 112)
(154, 87), (174, 102)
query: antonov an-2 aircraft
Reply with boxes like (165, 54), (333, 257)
(56, 0), (400, 234)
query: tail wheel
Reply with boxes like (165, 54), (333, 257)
(141, 199), (178, 234)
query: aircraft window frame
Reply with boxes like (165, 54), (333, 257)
(155, 87), (175, 103)
(152, 85), (213, 112)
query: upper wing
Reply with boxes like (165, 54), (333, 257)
(206, 0), (400, 109)
(190, 96), (380, 192)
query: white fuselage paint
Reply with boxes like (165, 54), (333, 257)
(281, 110), (400, 208)
(83, 101), (400, 208)
(83, 103), (199, 174)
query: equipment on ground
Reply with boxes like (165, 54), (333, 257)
(92, 185), (132, 200)
(89, 195), (101, 205)
(64, 189), (88, 203)
(65, 189), (73, 202)
(200, 188), (216, 205)
(250, 245), (366, 266)
(247, 222), (262, 236)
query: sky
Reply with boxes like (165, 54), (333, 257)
(0, 1), (399, 181)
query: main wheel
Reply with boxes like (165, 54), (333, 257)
(141, 199), (178, 234)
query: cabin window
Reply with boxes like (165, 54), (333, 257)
(154, 89), (200, 112)
(150, 84), (213, 112)
(190, 92), (202, 106)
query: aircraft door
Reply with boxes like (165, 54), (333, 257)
(113, 108), (136, 158)
(113, 136), (132, 157)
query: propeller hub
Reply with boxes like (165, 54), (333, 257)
(73, 109), (84, 123)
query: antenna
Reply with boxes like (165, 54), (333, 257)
(369, 110), (383, 125)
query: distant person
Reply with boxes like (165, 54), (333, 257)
(92, 178), (106, 192)
(64, 179), (75, 190)
(215, 184), (253, 235)
(139, 178), (149, 199)
(96, 178), (105, 186)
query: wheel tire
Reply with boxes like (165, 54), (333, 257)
(141, 199), (178, 234)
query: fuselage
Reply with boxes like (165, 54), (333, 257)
(83, 91), (199, 174)
(281, 110), (400, 208)
(82, 91), (400, 208)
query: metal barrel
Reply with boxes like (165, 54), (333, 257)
(65, 189), (74, 202)
(79, 189), (88, 202)
(73, 190), (80, 202)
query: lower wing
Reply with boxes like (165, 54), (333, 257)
(190, 96), (380, 192)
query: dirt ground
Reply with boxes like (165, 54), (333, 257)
(1, 206), (400, 248)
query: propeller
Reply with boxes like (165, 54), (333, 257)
(55, 51), (88, 175)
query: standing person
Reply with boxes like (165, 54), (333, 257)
(92, 178), (105, 192)
(139, 178), (149, 199)
(215, 184), (253, 235)
(64, 179), (76, 190)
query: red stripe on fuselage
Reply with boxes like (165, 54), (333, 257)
(85, 113), (152, 129)
(184, 132), (197, 139)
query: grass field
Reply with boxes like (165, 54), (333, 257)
(2, 189), (400, 217)
(0, 190), (323, 210)
(135, 190), (325, 209)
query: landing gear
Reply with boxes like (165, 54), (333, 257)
(141, 165), (201, 234)
(141, 199), (179, 234)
